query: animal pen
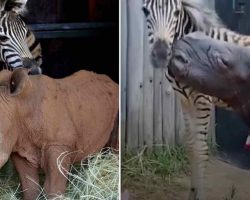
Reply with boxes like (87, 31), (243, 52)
(121, 0), (250, 161)
(121, 0), (216, 150)
(26, 0), (118, 81)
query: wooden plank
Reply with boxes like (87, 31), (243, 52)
(153, 67), (163, 148)
(138, 86), (144, 149)
(121, 0), (127, 151)
(142, 15), (154, 148)
(137, 1), (144, 149)
(162, 76), (176, 146)
(175, 97), (185, 145)
(126, 0), (144, 151)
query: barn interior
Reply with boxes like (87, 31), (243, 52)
(25, 0), (118, 82)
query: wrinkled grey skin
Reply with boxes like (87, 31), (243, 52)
(169, 32), (250, 125)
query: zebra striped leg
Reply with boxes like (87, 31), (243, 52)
(181, 96), (211, 200)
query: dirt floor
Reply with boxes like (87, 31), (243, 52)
(123, 158), (250, 200)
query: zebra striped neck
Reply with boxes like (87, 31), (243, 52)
(175, 6), (197, 40)
(166, 7), (201, 99)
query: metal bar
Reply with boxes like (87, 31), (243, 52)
(28, 22), (115, 31)
(28, 22), (116, 39)
(34, 30), (110, 39)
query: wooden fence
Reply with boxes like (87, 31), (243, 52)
(121, 0), (215, 151)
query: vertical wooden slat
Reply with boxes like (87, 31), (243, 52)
(137, 1), (144, 149)
(142, 16), (154, 148)
(175, 97), (185, 145)
(162, 77), (176, 146)
(121, 0), (127, 150)
(126, 0), (144, 151)
(138, 92), (144, 148)
(153, 68), (163, 147)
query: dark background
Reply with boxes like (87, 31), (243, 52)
(25, 0), (119, 82)
(215, 0), (250, 168)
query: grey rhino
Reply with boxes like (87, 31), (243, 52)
(170, 31), (250, 125)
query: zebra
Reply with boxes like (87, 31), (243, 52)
(0, 0), (42, 74)
(142, 0), (250, 199)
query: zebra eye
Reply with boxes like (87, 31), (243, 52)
(142, 6), (150, 17)
(173, 10), (180, 17)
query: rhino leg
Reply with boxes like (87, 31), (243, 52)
(43, 145), (71, 198)
(11, 153), (40, 200)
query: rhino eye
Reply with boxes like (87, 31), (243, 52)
(217, 57), (230, 70)
(175, 54), (189, 64)
(221, 59), (229, 67)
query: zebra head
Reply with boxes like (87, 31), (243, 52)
(142, 0), (182, 68)
(0, 0), (41, 74)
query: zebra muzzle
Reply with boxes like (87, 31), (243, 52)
(22, 58), (42, 75)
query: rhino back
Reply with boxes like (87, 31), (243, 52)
(35, 70), (118, 157)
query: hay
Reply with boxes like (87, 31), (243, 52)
(60, 148), (119, 200)
(0, 149), (119, 200)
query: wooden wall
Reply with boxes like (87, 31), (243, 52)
(121, 0), (215, 151)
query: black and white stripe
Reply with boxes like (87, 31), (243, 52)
(142, 1), (229, 199)
(0, 0), (42, 73)
(143, 0), (182, 45)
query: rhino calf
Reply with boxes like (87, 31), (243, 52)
(0, 68), (118, 199)
(169, 31), (250, 125)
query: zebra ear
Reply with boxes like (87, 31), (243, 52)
(9, 67), (29, 96)
(4, 0), (28, 14)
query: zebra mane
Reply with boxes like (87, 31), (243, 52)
(182, 0), (225, 31)
(0, 0), (27, 14)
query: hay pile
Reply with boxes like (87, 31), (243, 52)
(0, 149), (119, 200)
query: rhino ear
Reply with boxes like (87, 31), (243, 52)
(4, 0), (28, 14)
(9, 68), (29, 96)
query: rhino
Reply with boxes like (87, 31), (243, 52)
(169, 32), (250, 126)
(0, 68), (118, 199)
(169, 32), (250, 151)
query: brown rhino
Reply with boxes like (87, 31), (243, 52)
(0, 68), (118, 199)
